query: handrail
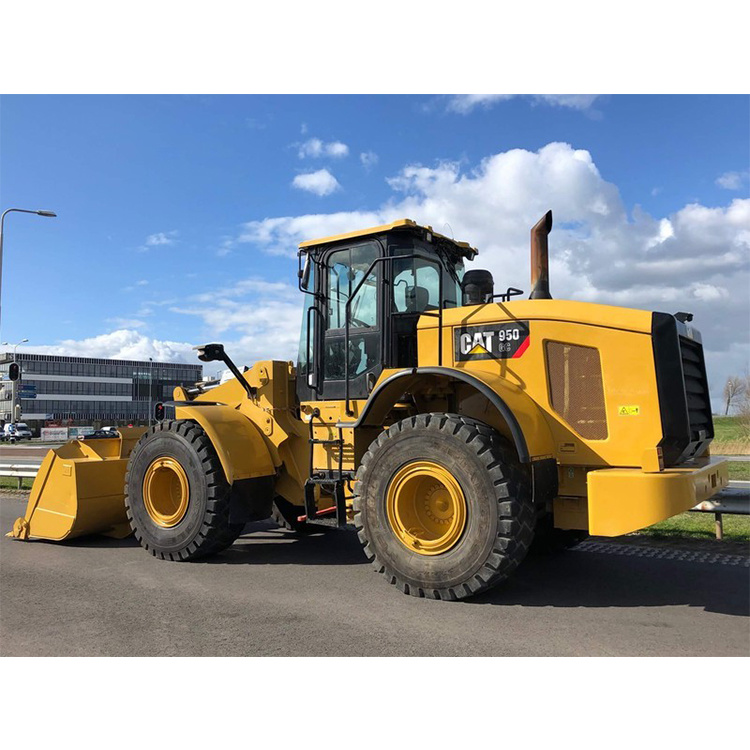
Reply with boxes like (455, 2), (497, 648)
(305, 304), (325, 392)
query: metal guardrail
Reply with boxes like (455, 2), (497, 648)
(691, 487), (749, 516)
(690, 483), (750, 540)
(0, 462), (41, 489)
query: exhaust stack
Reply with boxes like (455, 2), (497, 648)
(529, 210), (553, 300)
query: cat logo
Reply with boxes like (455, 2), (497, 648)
(454, 321), (530, 361)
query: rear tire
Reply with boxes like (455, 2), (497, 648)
(354, 413), (535, 601)
(125, 420), (244, 560)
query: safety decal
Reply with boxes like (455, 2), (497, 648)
(618, 405), (640, 416)
(454, 321), (530, 361)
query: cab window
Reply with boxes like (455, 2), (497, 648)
(322, 242), (382, 393)
(327, 243), (379, 330)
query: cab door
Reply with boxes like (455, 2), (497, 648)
(320, 241), (383, 401)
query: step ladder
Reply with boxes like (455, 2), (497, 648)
(304, 409), (351, 527)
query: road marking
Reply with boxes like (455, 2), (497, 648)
(574, 541), (749, 567)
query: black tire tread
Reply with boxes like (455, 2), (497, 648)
(353, 413), (535, 601)
(124, 419), (244, 561)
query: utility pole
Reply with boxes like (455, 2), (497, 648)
(148, 357), (153, 426)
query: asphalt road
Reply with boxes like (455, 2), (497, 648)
(1, 494), (748, 657)
(0, 445), (62, 463)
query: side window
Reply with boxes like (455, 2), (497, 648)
(392, 257), (440, 313)
(328, 256), (349, 330)
(326, 243), (379, 330)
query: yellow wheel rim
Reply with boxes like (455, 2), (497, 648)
(386, 460), (467, 556)
(142, 457), (190, 528)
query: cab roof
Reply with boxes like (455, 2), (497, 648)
(298, 218), (478, 258)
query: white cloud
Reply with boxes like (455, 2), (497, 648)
(298, 138), (349, 159)
(216, 237), (235, 257)
(292, 168), (341, 196)
(25, 330), (196, 363)
(146, 231), (177, 246)
(715, 171), (748, 190)
(692, 283), (725, 301)
(169, 277), (303, 366)
(325, 141), (349, 158)
(136, 279), (149, 286)
(239, 142), (750, 407)
(138, 230), (178, 252)
(239, 209), (383, 257)
(447, 94), (599, 114)
(360, 151), (379, 170)
(644, 218), (674, 249)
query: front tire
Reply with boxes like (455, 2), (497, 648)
(354, 414), (534, 601)
(125, 420), (244, 560)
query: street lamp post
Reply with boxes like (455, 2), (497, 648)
(2, 337), (29, 425)
(2, 337), (29, 360)
(148, 357), (153, 426)
(0, 208), (57, 332)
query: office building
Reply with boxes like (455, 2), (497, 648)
(0, 352), (202, 429)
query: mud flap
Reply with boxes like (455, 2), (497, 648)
(228, 475), (275, 525)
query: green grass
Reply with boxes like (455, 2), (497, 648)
(728, 461), (750, 481)
(635, 511), (750, 543)
(712, 415), (750, 455)
(714, 415), (748, 442)
(0, 477), (34, 490)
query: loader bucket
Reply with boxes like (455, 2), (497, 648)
(7, 428), (148, 542)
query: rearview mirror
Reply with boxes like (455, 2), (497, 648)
(300, 254), (312, 290)
(193, 343), (225, 362)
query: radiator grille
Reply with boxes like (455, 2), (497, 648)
(679, 336), (713, 440)
(546, 341), (608, 440)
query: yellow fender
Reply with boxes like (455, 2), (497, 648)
(354, 366), (555, 462)
(175, 404), (276, 482)
(455, 367), (556, 461)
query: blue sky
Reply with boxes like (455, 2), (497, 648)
(1, 94), (748, 401)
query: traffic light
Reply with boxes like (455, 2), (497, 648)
(154, 402), (165, 422)
(14, 404), (22, 421)
(8, 362), (20, 381)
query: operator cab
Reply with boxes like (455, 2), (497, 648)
(296, 219), (477, 404)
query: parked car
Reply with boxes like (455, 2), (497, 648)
(15, 423), (33, 439)
(1, 423), (32, 443)
(81, 429), (120, 440)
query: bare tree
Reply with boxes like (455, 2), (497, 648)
(723, 375), (746, 415)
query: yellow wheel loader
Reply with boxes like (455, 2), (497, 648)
(9, 212), (729, 600)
